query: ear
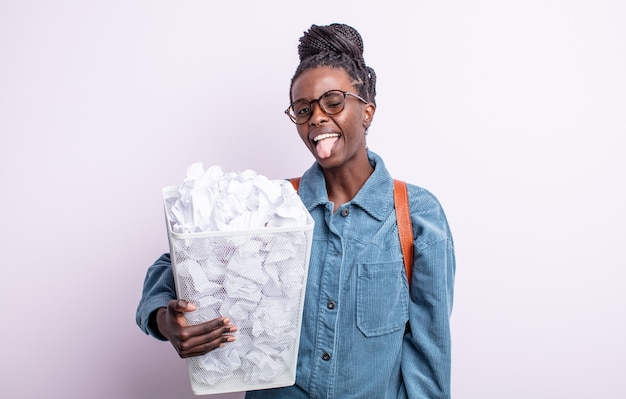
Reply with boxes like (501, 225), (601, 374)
(363, 103), (376, 128)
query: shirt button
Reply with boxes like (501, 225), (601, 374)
(326, 300), (336, 310)
(322, 352), (331, 361)
(340, 208), (349, 217)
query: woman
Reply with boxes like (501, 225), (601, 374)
(137, 23), (455, 398)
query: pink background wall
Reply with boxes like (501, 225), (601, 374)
(1, 1), (624, 398)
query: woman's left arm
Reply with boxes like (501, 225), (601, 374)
(401, 236), (456, 399)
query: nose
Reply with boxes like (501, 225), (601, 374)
(308, 100), (328, 126)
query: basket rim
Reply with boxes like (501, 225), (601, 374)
(162, 185), (314, 239)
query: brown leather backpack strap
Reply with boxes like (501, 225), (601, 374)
(394, 179), (414, 287)
(290, 177), (301, 192)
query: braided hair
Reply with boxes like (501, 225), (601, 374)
(290, 23), (377, 105)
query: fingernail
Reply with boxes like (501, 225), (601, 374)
(180, 299), (196, 310)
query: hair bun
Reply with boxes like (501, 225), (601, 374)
(298, 23), (364, 62)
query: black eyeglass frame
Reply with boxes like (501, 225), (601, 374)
(284, 89), (368, 125)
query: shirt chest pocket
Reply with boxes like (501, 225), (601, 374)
(356, 261), (409, 337)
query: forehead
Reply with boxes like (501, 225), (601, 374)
(291, 67), (354, 100)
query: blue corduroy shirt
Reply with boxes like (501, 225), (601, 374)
(136, 150), (456, 398)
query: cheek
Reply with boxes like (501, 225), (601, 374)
(337, 108), (365, 131)
(338, 116), (365, 140)
(296, 127), (310, 144)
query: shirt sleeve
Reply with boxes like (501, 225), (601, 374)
(402, 237), (456, 398)
(135, 253), (177, 340)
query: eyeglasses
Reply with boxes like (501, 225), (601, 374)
(285, 89), (368, 125)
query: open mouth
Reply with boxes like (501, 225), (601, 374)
(313, 133), (340, 159)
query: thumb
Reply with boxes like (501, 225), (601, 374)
(172, 299), (197, 313)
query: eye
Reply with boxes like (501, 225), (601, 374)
(296, 106), (311, 116)
(325, 101), (342, 109)
(293, 101), (311, 116)
(321, 92), (344, 110)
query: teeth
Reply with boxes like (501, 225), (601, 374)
(313, 133), (339, 142)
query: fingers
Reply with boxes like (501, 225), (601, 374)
(177, 318), (238, 358)
(169, 299), (197, 314)
(161, 308), (238, 358)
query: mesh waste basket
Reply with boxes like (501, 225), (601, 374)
(162, 186), (314, 395)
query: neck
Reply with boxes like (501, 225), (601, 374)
(323, 154), (374, 211)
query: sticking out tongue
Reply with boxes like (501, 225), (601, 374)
(316, 136), (339, 159)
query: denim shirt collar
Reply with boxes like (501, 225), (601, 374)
(298, 150), (394, 221)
